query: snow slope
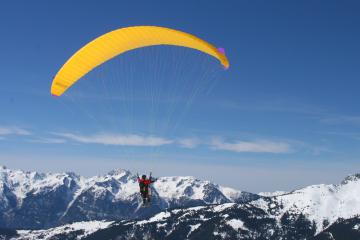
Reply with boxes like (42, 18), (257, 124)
(253, 173), (360, 234)
(17, 221), (113, 240)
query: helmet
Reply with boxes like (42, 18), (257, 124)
(142, 175), (146, 179)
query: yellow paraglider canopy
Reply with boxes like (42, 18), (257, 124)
(51, 26), (229, 97)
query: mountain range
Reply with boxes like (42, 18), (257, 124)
(0, 165), (257, 229)
(1, 166), (360, 239)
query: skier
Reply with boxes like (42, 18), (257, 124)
(137, 173), (157, 206)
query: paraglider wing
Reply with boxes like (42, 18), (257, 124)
(51, 26), (229, 97)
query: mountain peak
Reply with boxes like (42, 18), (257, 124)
(341, 173), (360, 185)
(0, 165), (7, 171)
(106, 168), (131, 177)
(63, 171), (80, 179)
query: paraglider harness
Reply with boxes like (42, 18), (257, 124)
(137, 172), (157, 206)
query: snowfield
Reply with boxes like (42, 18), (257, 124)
(17, 221), (113, 240)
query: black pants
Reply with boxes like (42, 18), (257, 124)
(140, 188), (150, 204)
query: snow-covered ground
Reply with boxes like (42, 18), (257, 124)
(17, 221), (113, 240)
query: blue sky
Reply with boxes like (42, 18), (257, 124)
(1, 0), (360, 192)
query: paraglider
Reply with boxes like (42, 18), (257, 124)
(137, 173), (157, 206)
(51, 26), (230, 207)
(50, 25), (229, 97)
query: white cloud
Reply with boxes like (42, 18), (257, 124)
(50, 131), (293, 154)
(320, 115), (360, 125)
(0, 127), (31, 136)
(177, 138), (201, 148)
(53, 132), (173, 147)
(211, 138), (290, 153)
(28, 138), (67, 144)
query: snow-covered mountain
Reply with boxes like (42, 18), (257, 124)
(252, 173), (360, 234)
(6, 173), (360, 240)
(258, 191), (288, 197)
(14, 221), (113, 240)
(13, 204), (360, 240)
(0, 166), (257, 229)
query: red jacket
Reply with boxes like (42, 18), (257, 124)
(138, 178), (155, 186)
